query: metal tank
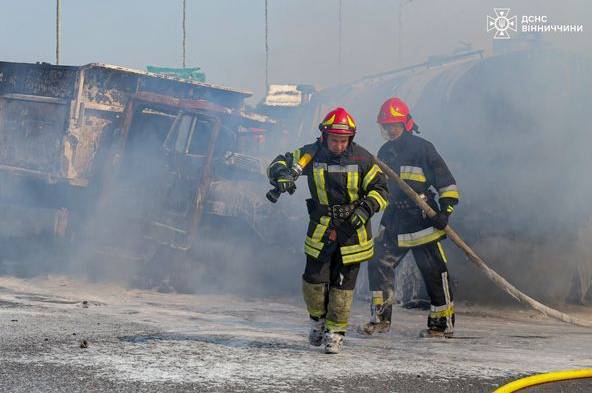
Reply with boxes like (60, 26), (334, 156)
(309, 47), (592, 303)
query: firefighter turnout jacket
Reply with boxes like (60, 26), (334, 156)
(269, 140), (389, 264)
(378, 131), (459, 248)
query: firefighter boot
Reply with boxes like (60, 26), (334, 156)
(323, 331), (344, 354)
(308, 317), (325, 347)
(358, 307), (391, 336)
(302, 280), (328, 345)
(324, 287), (354, 354)
(358, 290), (392, 336)
(420, 308), (455, 338)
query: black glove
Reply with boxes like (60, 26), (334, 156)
(430, 211), (449, 230)
(349, 200), (372, 229)
(439, 197), (456, 215)
(430, 197), (456, 229)
(267, 154), (292, 186)
(276, 174), (296, 194)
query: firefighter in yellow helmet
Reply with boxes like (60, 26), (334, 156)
(267, 107), (389, 353)
(359, 98), (460, 338)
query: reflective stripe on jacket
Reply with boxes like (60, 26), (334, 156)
(378, 132), (459, 248)
(270, 140), (389, 264)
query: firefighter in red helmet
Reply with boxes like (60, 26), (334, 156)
(267, 107), (389, 353)
(359, 97), (460, 338)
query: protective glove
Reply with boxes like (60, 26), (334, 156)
(430, 197), (457, 229)
(349, 200), (372, 229)
(274, 174), (295, 194)
(430, 211), (449, 230)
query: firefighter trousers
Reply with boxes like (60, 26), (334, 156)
(302, 249), (360, 333)
(367, 240), (454, 333)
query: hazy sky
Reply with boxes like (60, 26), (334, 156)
(0, 1), (590, 101)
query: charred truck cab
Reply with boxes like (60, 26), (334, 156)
(0, 61), (282, 287)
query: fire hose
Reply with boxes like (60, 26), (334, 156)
(373, 157), (592, 329)
(493, 368), (592, 392)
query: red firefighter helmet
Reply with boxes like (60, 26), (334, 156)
(377, 97), (416, 133)
(318, 107), (356, 136)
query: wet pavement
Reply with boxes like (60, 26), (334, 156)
(0, 276), (591, 392)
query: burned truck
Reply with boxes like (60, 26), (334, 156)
(0, 61), (301, 292)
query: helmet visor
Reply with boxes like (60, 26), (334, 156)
(379, 123), (406, 140)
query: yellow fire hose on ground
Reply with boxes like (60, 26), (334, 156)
(373, 157), (592, 329)
(493, 368), (592, 392)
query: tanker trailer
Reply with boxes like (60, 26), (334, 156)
(309, 47), (592, 305)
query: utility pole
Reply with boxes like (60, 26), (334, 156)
(338, 0), (343, 82)
(265, 0), (269, 89)
(397, 1), (402, 66)
(56, 0), (61, 65)
(182, 0), (187, 68)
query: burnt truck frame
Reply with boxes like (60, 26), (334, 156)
(0, 61), (277, 273)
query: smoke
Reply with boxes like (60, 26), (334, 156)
(306, 43), (592, 304)
(1, 0), (591, 305)
(0, 61), (309, 298)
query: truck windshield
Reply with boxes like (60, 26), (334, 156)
(174, 114), (194, 153)
(187, 118), (214, 156)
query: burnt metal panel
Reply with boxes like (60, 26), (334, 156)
(0, 97), (68, 174)
(0, 62), (78, 99)
(91, 63), (251, 97)
(70, 112), (117, 179)
(133, 91), (230, 114)
(83, 66), (138, 109)
(137, 74), (244, 110)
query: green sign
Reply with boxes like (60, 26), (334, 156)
(147, 66), (205, 82)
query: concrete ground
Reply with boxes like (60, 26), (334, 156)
(0, 275), (591, 392)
